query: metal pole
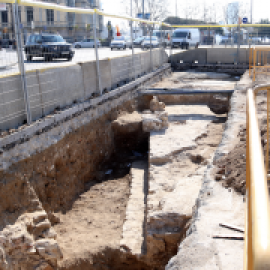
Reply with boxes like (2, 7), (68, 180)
(170, 28), (173, 57)
(251, 0), (253, 24)
(142, 0), (145, 35)
(150, 25), (153, 71)
(93, 12), (102, 95)
(130, 0), (135, 80)
(12, 3), (32, 124)
(237, 23), (241, 64)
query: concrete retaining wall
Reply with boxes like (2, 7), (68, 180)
(170, 48), (249, 65)
(0, 50), (168, 131)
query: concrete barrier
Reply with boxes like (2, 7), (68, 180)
(38, 64), (84, 115)
(0, 53), (167, 131)
(0, 75), (26, 130)
(110, 55), (132, 88)
(206, 48), (249, 64)
(80, 58), (112, 97)
(170, 48), (207, 65)
(27, 71), (43, 121)
(140, 51), (151, 74)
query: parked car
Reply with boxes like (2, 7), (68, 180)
(24, 33), (74, 61)
(141, 36), (159, 50)
(153, 30), (171, 47)
(73, 38), (101, 48)
(171, 28), (200, 49)
(110, 36), (131, 50)
(132, 36), (146, 47)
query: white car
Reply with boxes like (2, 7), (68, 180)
(74, 38), (101, 48)
(110, 36), (132, 50)
(141, 37), (160, 50)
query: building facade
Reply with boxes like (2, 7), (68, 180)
(0, 0), (103, 42)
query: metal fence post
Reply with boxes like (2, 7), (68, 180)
(94, 11), (102, 95)
(170, 28), (173, 57)
(12, 2), (32, 124)
(150, 24), (153, 71)
(130, 3), (135, 80)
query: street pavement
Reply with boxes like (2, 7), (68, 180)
(0, 47), (183, 77)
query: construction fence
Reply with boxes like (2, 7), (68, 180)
(1, 0), (270, 131)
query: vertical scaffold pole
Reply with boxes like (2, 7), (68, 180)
(13, 2), (32, 124)
(94, 11), (102, 95)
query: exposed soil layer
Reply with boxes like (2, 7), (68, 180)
(54, 123), (149, 269)
(214, 116), (268, 195)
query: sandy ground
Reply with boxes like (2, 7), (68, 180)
(55, 174), (130, 268)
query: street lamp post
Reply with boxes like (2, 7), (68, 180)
(250, 0), (253, 24)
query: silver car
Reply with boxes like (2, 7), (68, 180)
(141, 36), (160, 50)
(110, 36), (131, 50)
(74, 38), (101, 48)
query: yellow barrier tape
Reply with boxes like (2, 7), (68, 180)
(19, 0), (95, 14)
(171, 24), (270, 28)
(0, 0), (15, 3)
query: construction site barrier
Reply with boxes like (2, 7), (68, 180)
(245, 85), (270, 270)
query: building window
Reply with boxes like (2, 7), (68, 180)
(26, 7), (34, 24)
(46, 9), (54, 25)
(1, 11), (8, 24)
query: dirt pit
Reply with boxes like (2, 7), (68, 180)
(55, 147), (148, 269)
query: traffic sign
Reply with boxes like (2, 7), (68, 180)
(243, 17), (248, 24)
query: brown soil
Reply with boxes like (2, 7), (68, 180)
(215, 136), (246, 194)
(214, 117), (268, 195)
(56, 174), (130, 268)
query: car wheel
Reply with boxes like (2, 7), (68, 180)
(45, 55), (52, 62)
(111, 48), (113, 50)
(75, 45), (81, 49)
(67, 55), (73, 61)
(186, 43), (189, 50)
(124, 46), (126, 50)
(27, 55), (32, 61)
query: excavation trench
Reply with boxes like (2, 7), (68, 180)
(0, 70), (238, 270)
(56, 71), (236, 270)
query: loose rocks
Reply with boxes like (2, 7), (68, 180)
(143, 97), (169, 132)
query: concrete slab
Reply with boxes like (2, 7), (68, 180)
(110, 55), (132, 88)
(207, 48), (248, 64)
(0, 74), (26, 130)
(38, 64), (84, 115)
(170, 49), (207, 64)
(120, 161), (147, 255)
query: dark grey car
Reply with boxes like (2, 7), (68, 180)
(24, 34), (74, 61)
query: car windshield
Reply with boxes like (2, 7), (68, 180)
(173, 32), (188, 38)
(145, 37), (157, 41)
(134, 37), (144, 42)
(153, 32), (162, 38)
(42, 35), (65, 42)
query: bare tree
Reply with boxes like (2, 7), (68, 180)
(223, 1), (250, 25)
(121, 0), (169, 21)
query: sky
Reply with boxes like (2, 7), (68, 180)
(100, 0), (270, 27)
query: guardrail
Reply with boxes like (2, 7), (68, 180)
(245, 85), (270, 270)
(249, 48), (270, 81)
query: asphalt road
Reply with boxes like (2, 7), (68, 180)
(0, 47), (183, 77)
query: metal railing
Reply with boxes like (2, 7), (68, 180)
(249, 48), (270, 81)
(245, 85), (270, 270)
